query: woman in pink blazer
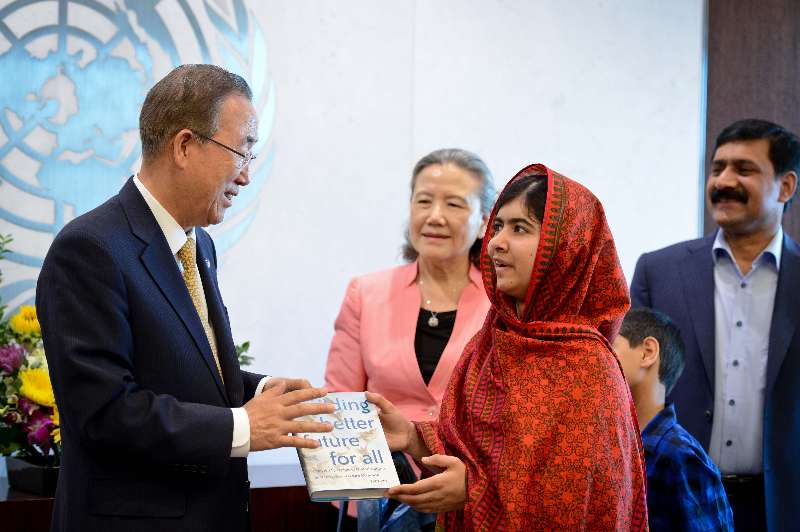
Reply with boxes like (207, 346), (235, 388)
(325, 148), (495, 422)
(325, 148), (495, 527)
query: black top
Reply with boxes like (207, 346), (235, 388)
(414, 308), (457, 385)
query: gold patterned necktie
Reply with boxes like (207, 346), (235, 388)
(177, 237), (223, 380)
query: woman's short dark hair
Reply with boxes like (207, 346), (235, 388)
(139, 64), (253, 162)
(494, 172), (548, 225)
(402, 149), (496, 267)
(619, 307), (686, 395)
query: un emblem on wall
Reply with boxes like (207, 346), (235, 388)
(0, 0), (275, 309)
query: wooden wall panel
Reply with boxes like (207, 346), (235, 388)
(250, 486), (347, 531)
(0, 482), (347, 532)
(705, 0), (800, 239)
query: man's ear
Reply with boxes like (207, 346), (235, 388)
(778, 170), (798, 204)
(171, 129), (194, 170)
(640, 336), (660, 369)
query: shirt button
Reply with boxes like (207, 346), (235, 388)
(736, 320), (743, 327)
(704, 410), (713, 421)
(729, 399), (735, 406)
(733, 360), (739, 367)
(726, 440), (733, 447)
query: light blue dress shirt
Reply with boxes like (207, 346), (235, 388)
(709, 227), (782, 475)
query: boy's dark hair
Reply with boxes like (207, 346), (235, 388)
(620, 308), (686, 395)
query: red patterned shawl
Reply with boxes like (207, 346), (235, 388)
(417, 165), (648, 531)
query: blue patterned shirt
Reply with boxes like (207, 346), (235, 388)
(643, 404), (734, 531)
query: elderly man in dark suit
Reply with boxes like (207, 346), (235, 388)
(36, 65), (334, 531)
(631, 119), (800, 531)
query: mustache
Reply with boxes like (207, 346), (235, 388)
(710, 187), (748, 204)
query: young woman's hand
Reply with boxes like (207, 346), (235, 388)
(365, 392), (422, 454)
(385, 454), (467, 513)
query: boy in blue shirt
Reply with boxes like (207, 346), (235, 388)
(614, 308), (733, 531)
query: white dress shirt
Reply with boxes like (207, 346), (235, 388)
(709, 227), (782, 474)
(134, 176), (267, 457)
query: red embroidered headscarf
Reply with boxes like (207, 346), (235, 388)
(417, 164), (648, 531)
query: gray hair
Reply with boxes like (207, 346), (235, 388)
(402, 148), (496, 266)
(139, 64), (253, 161)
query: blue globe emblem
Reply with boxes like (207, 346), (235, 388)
(0, 0), (275, 309)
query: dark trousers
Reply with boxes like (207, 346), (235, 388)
(722, 475), (766, 531)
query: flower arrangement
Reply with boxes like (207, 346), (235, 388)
(0, 235), (60, 464)
(0, 231), (250, 468)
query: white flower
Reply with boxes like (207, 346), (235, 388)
(26, 342), (47, 369)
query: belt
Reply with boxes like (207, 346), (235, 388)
(721, 474), (763, 485)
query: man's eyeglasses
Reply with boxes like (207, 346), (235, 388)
(192, 131), (257, 168)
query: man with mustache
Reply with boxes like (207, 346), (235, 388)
(630, 118), (800, 531)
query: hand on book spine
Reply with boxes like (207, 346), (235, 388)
(365, 391), (430, 459)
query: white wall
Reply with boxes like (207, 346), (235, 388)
(0, 0), (705, 483)
(224, 0), (706, 476)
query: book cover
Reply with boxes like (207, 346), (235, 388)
(296, 391), (400, 501)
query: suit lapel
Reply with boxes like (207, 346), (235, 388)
(120, 179), (228, 403)
(766, 234), (800, 394)
(396, 263), (430, 391)
(679, 235), (717, 389)
(196, 234), (244, 407)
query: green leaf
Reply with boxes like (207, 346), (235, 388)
(0, 425), (24, 456)
(235, 340), (253, 367)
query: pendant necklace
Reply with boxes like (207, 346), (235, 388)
(426, 307), (439, 328)
(418, 279), (440, 327)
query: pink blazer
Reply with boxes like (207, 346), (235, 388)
(324, 262), (490, 422)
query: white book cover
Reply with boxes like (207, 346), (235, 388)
(296, 391), (400, 501)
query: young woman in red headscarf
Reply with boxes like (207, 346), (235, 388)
(368, 164), (648, 530)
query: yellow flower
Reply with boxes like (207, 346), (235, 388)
(10, 305), (40, 337)
(52, 405), (61, 444)
(19, 367), (55, 407)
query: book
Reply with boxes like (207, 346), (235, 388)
(296, 391), (400, 501)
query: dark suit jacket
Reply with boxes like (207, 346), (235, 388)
(36, 178), (264, 531)
(630, 231), (800, 531)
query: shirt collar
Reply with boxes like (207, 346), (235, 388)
(133, 175), (195, 255)
(711, 226), (783, 272)
(641, 403), (678, 453)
